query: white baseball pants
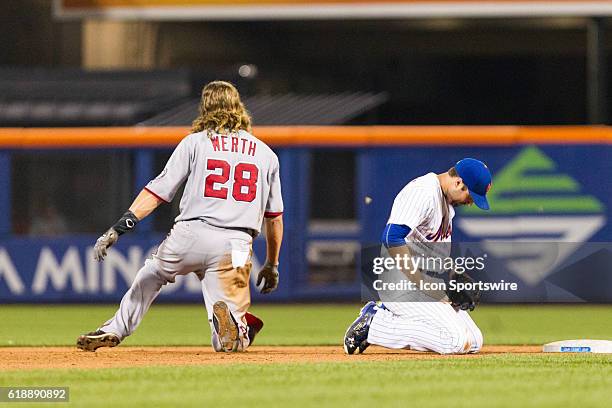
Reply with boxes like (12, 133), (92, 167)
(367, 301), (483, 354)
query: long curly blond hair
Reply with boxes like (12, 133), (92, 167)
(191, 81), (252, 135)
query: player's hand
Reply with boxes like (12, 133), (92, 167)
(256, 261), (279, 294)
(446, 272), (480, 311)
(93, 228), (119, 262)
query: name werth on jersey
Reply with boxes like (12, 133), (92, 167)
(211, 135), (257, 157)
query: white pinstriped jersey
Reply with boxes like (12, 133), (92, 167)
(370, 173), (483, 354)
(145, 130), (283, 233)
(387, 172), (454, 257)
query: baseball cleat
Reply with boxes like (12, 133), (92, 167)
(343, 301), (378, 355)
(244, 311), (264, 346)
(212, 301), (240, 352)
(76, 330), (120, 352)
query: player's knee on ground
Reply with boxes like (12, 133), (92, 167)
(437, 327), (471, 355)
(211, 332), (223, 352)
(209, 320), (249, 352)
(469, 326), (484, 354)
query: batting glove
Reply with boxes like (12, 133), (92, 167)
(256, 261), (279, 294)
(93, 228), (119, 262)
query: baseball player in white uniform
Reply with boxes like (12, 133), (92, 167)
(344, 158), (491, 355)
(77, 81), (284, 353)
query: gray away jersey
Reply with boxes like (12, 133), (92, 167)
(145, 130), (283, 233)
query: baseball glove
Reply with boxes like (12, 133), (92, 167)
(446, 272), (480, 311)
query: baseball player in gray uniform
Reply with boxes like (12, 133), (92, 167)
(77, 81), (284, 353)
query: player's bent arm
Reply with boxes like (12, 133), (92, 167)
(381, 223), (445, 300)
(387, 244), (447, 302)
(92, 189), (165, 262)
(263, 214), (283, 265)
(129, 188), (166, 220)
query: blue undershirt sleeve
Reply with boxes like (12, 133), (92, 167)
(381, 223), (412, 248)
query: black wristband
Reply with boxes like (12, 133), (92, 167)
(112, 211), (139, 236)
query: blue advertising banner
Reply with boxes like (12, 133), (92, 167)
(359, 144), (612, 302)
(1, 142), (610, 302)
(360, 145), (611, 242)
(0, 236), (274, 303)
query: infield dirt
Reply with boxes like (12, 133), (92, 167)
(0, 345), (541, 370)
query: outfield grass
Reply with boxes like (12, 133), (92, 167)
(1, 304), (612, 346)
(2, 355), (612, 408)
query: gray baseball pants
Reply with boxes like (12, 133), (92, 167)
(100, 220), (254, 351)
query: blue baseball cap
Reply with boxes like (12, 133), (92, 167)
(455, 158), (492, 210)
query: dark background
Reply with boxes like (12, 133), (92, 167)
(1, 1), (610, 233)
(2, 1), (611, 125)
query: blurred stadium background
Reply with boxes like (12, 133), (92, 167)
(0, 0), (611, 305)
(3, 4), (612, 408)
